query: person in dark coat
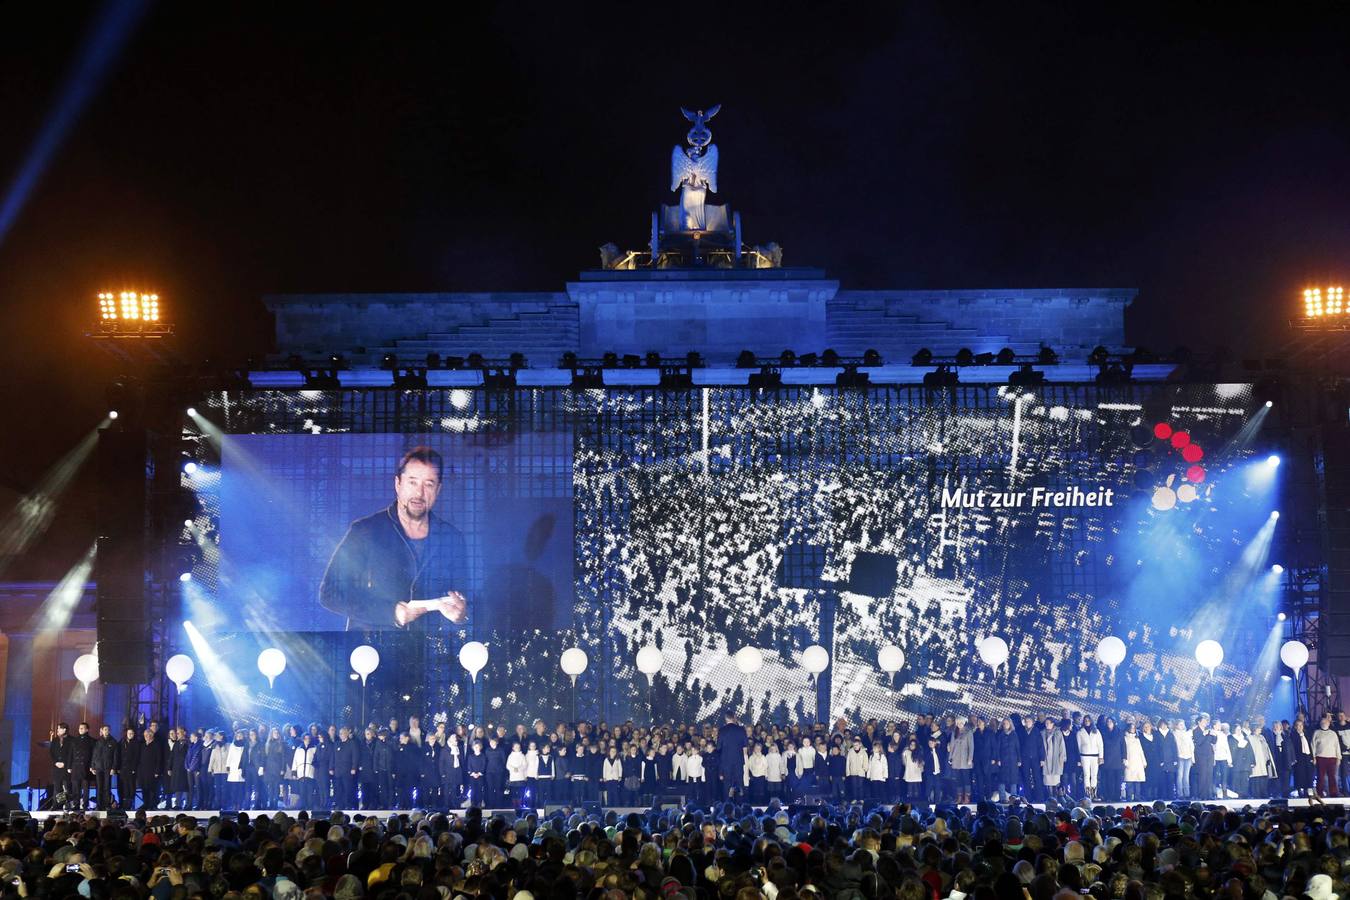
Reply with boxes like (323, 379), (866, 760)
(1099, 717), (1124, 802)
(1290, 719), (1315, 796)
(69, 723), (95, 810)
(370, 728), (394, 807)
(972, 716), (996, 802)
(1016, 715), (1043, 802)
(117, 726), (140, 809)
(464, 739), (487, 806)
(356, 726), (376, 808)
(1060, 719), (1081, 799)
(1192, 714), (1216, 800)
(419, 735), (440, 807)
(312, 733), (333, 809)
(438, 734), (464, 808)
(1156, 719), (1179, 799)
(717, 712), (749, 802)
(90, 724), (119, 810)
(332, 726), (358, 809)
(137, 727), (165, 809)
(1139, 719), (1165, 799)
(1268, 720), (1291, 798)
(994, 718), (1021, 802)
(390, 732), (417, 807)
(483, 736), (508, 808)
(166, 727), (191, 809)
(48, 723), (72, 808)
(535, 742), (556, 806)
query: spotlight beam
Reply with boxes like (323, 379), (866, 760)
(0, 0), (149, 246)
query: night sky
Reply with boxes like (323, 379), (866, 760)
(2, 3), (1349, 576)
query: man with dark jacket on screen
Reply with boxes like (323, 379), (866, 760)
(319, 446), (470, 630)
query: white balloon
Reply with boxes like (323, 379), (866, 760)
(734, 646), (764, 675)
(1280, 639), (1309, 672)
(459, 641), (489, 682)
(1194, 639), (1224, 672)
(349, 645), (380, 685)
(978, 636), (1009, 669)
(165, 654), (195, 693)
(800, 644), (830, 675)
(1096, 636), (1127, 669)
(635, 645), (664, 675)
(877, 644), (905, 673)
(72, 653), (99, 689)
(257, 647), (287, 688)
(560, 647), (589, 681)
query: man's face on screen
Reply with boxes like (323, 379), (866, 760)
(395, 459), (441, 521)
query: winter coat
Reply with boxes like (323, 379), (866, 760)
(1042, 728), (1066, 786)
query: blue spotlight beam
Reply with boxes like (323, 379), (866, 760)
(0, 0), (149, 245)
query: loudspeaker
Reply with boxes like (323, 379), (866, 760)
(1320, 427), (1350, 675)
(95, 429), (150, 684)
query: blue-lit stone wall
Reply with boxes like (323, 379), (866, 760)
(265, 274), (1133, 365)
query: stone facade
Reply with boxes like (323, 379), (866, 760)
(264, 272), (1134, 366)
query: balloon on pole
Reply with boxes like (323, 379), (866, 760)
(458, 642), (489, 682)
(349, 645), (380, 685)
(733, 646), (764, 675)
(1280, 640), (1309, 674)
(1194, 639), (1224, 676)
(257, 648), (286, 688)
(635, 645), (663, 676)
(165, 654), (195, 693)
(800, 645), (830, 675)
(977, 636), (1009, 670)
(72, 654), (99, 691)
(877, 644), (905, 673)
(560, 647), (588, 684)
(1095, 636), (1127, 673)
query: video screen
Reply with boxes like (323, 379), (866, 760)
(189, 384), (1272, 724)
(215, 432), (575, 632)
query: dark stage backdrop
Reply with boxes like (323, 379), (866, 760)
(180, 384), (1270, 730)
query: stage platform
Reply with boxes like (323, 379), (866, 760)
(17, 797), (1350, 825)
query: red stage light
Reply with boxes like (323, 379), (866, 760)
(1182, 444), (1204, 463)
(1170, 431), (1191, 448)
(1186, 465), (1206, 483)
(1153, 423), (1173, 439)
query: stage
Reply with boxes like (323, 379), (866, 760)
(18, 797), (1350, 824)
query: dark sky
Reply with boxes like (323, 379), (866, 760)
(1, 3), (1349, 575)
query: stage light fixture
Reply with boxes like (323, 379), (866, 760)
(862, 348), (882, 367)
(1272, 564), (1284, 574)
(1265, 400), (1273, 408)
(1303, 285), (1345, 318)
(186, 407), (197, 417)
(182, 460), (198, 475)
(1271, 510), (1280, 520)
(911, 348), (933, 366)
(179, 572), (192, 583)
(736, 350), (757, 368)
(108, 410), (118, 420)
(1277, 612), (1287, 621)
(923, 365), (959, 388)
(1009, 364), (1045, 387)
(1267, 454), (1281, 467)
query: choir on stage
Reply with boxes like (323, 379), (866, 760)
(41, 706), (1350, 812)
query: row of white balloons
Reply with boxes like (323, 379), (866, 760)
(71, 636), (1309, 695)
(633, 643), (908, 677)
(976, 634), (1312, 679)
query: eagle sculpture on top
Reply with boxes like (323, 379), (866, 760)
(670, 104), (720, 231)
